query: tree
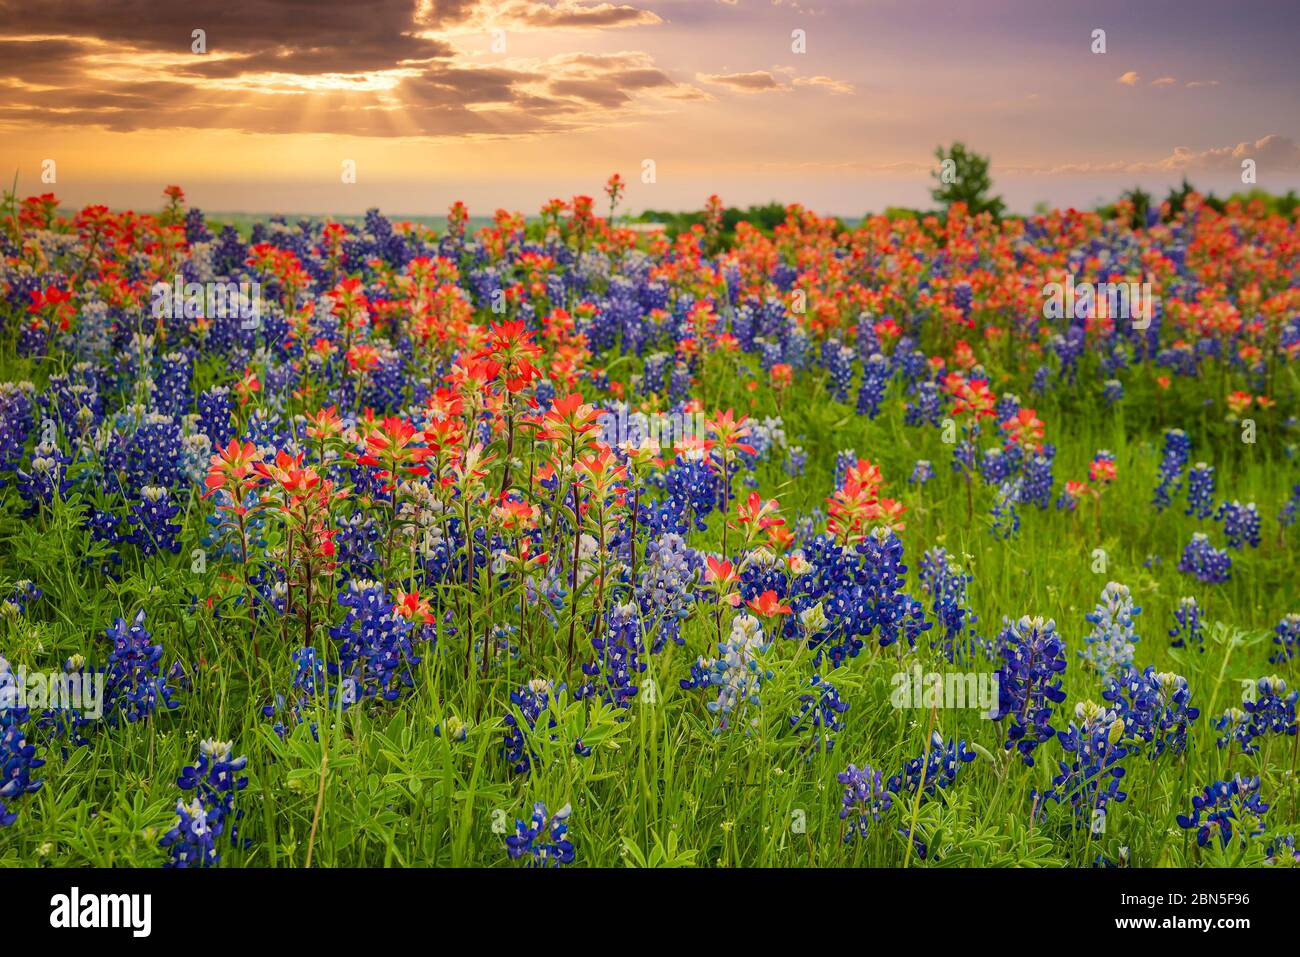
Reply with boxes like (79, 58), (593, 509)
(1121, 185), (1153, 230)
(930, 142), (1005, 219)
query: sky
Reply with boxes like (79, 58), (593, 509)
(1, 0), (1298, 217)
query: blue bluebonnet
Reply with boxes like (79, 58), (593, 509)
(909, 459), (933, 485)
(501, 679), (589, 776)
(576, 602), (644, 711)
(1265, 834), (1300, 866)
(855, 353), (890, 418)
(789, 673), (849, 754)
(103, 610), (180, 725)
(15, 441), (73, 514)
(1152, 428), (1190, 512)
(3, 580), (42, 617)
(681, 613), (772, 731)
(1184, 463), (1216, 519)
(1280, 483), (1300, 529)
(1216, 500), (1261, 550)
(0, 657), (44, 826)
(1271, 613), (1300, 665)
(505, 802), (574, 867)
(822, 339), (855, 403)
(129, 486), (183, 556)
(1103, 667), (1199, 758)
(1039, 700), (1129, 829)
(919, 547), (985, 664)
(1169, 596), (1204, 651)
(838, 764), (891, 842)
(159, 738), (250, 867)
(1080, 581), (1140, 677)
(833, 449), (858, 489)
(1019, 451), (1055, 510)
(785, 445), (807, 476)
(989, 478), (1022, 540)
(994, 615), (1067, 766)
(903, 380), (944, 427)
(1178, 532), (1232, 583)
(887, 731), (976, 798)
(1176, 775), (1269, 849)
(636, 533), (700, 652)
(1215, 676), (1298, 754)
(327, 579), (423, 706)
(1102, 379), (1123, 406)
(979, 447), (1011, 485)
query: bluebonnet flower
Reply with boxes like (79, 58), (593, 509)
(1102, 379), (1124, 406)
(636, 533), (700, 651)
(1216, 676), (1298, 754)
(197, 386), (234, 447)
(1040, 700), (1129, 829)
(952, 279), (973, 319)
(989, 478), (1022, 539)
(919, 547), (985, 664)
(855, 353), (890, 418)
(1102, 667), (1200, 758)
(327, 580), (423, 706)
(785, 445), (806, 477)
(838, 764), (891, 841)
(577, 602), (645, 712)
(1185, 463), (1216, 519)
(159, 738), (249, 867)
(789, 674), (849, 754)
(103, 610), (180, 725)
(505, 802), (574, 867)
(501, 679), (589, 775)
(1176, 775), (1269, 849)
(994, 616), (1067, 766)
(1216, 500), (1261, 550)
(129, 486), (183, 556)
(979, 447), (1011, 485)
(1271, 613), (1300, 665)
(15, 440), (73, 514)
(0, 657), (44, 826)
(904, 380), (944, 427)
(887, 731), (976, 798)
(1265, 834), (1300, 866)
(1080, 581), (1141, 677)
(833, 449), (858, 489)
(1178, 532), (1232, 583)
(909, 459), (933, 485)
(1169, 596), (1204, 651)
(1019, 452), (1055, 510)
(682, 613), (772, 731)
(3, 580), (42, 617)
(1152, 428), (1190, 512)
(822, 339), (855, 403)
(1280, 483), (1300, 529)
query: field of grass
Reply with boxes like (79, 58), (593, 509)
(0, 190), (1297, 869)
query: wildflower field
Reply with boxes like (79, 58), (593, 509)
(0, 181), (1297, 870)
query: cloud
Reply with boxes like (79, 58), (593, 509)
(696, 70), (852, 94)
(0, 0), (680, 137)
(1151, 76), (1176, 86)
(697, 70), (784, 92)
(1015, 134), (1300, 175)
(792, 75), (854, 94)
(1185, 79), (1220, 88)
(481, 0), (662, 30)
(1116, 71), (1140, 86)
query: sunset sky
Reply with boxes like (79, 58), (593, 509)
(2, 0), (1298, 217)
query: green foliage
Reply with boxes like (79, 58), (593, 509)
(930, 142), (1006, 219)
